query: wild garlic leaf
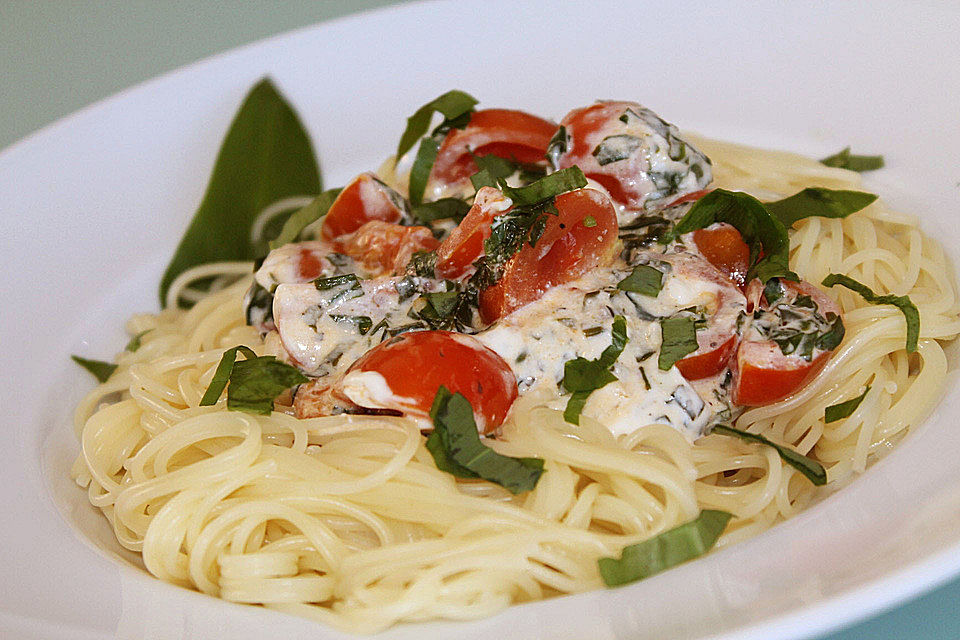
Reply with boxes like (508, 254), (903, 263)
(562, 316), (628, 424)
(159, 78), (321, 307)
(269, 188), (342, 250)
(658, 317), (699, 370)
(425, 387), (544, 494)
(820, 147), (884, 172)
(71, 356), (117, 383)
(765, 188), (877, 228)
(711, 424), (827, 485)
(822, 273), (919, 352)
(598, 510), (733, 586)
(617, 265), (663, 297)
(824, 386), (871, 423)
(395, 90), (478, 161)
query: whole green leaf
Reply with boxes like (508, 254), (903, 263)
(824, 386), (871, 423)
(425, 387), (544, 494)
(820, 147), (885, 172)
(269, 188), (342, 250)
(598, 510), (732, 586)
(711, 424), (827, 485)
(395, 90), (478, 161)
(71, 355), (117, 383)
(822, 273), (919, 352)
(198, 345), (258, 406)
(658, 316), (699, 370)
(617, 265), (663, 297)
(765, 188), (877, 228)
(159, 79), (321, 307)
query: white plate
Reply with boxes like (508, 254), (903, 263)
(2, 1), (960, 639)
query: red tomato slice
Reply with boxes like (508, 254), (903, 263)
(340, 220), (439, 277)
(690, 223), (751, 287)
(435, 186), (512, 280)
(337, 330), (518, 433)
(427, 109), (556, 195)
(478, 188), (618, 322)
(667, 189), (710, 207)
(666, 252), (747, 381)
(732, 279), (842, 406)
(321, 173), (405, 242)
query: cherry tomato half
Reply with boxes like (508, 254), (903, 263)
(478, 188), (619, 322)
(435, 186), (512, 280)
(427, 109), (556, 197)
(336, 330), (518, 433)
(340, 220), (439, 277)
(732, 279), (843, 406)
(690, 223), (751, 287)
(321, 173), (405, 242)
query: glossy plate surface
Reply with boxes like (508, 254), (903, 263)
(2, 1), (959, 638)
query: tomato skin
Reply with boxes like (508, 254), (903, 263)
(732, 343), (830, 406)
(732, 278), (843, 406)
(321, 173), (405, 241)
(435, 187), (511, 280)
(427, 109), (556, 195)
(478, 188), (619, 322)
(338, 330), (518, 433)
(691, 223), (751, 287)
(340, 220), (439, 277)
(676, 335), (739, 380)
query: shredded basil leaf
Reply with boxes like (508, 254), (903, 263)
(425, 387), (544, 494)
(315, 274), (360, 290)
(765, 188), (877, 229)
(269, 188), (342, 250)
(411, 197), (471, 223)
(328, 314), (373, 335)
(71, 355), (117, 383)
(825, 386), (871, 423)
(405, 250), (437, 278)
(408, 135), (439, 206)
(159, 79), (321, 307)
(617, 265), (663, 297)
(711, 424), (827, 485)
(498, 166), (587, 206)
(822, 273), (919, 352)
(562, 316), (628, 424)
(124, 330), (150, 353)
(546, 125), (567, 168)
(199, 345), (307, 414)
(592, 134), (641, 166)
(820, 147), (885, 172)
(395, 90), (478, 161)
(672, 188), (797, 283)
(658, 317), (699, 371)
(598, 510), (733, 587)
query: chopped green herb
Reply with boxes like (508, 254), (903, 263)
(71, 355), (117, 383)
(658, 317), (699, 370)
(315, 274), (360, 290)
(395, 90), (478, 161)
(472, 153), (516, 183)
(583, 215), (597, 228)
(408, 136), (440, 206)
(822, 273), (919, 352)
(328, 315), (373, 335)
(820, 147), (885, 172)
(583, 326), (604, 337)
(159, 79), (321, 307)
(825, 386), (871, 423)
(592, 134), (641, 165)
(425, 387), (544, 494)
(199, 345), (307, 414)
(124, 330), (151, 353)
(598, 510), (732, 586)
(269, 188), (342, 250)
(546, 125), (567, 168)
(562, 316), (628, 424)
(498, 166), (587, 206)
(711, 424), (827, 485)
(765, 188), (877, 228)
(763, 278), (784, 305)
(405, 250), (437, 278)
(617, 265), (663, 297)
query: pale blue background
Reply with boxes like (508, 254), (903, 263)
(2, 1), (957, 638)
